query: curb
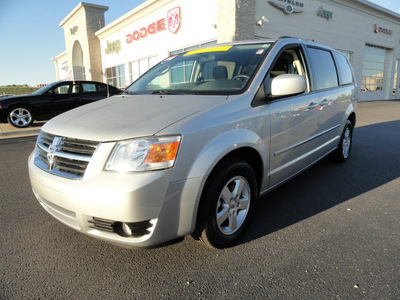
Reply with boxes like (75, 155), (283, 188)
(0, 122), (45, 140)
(0, 128), (41, 139)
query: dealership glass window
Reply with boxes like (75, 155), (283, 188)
(307, 47), (338, 90)
(361, 45), (386, 92)
(337, 50), (353, 64)
(130, 56), (158, 83)
(171, 61), (195, 83)
(168, 41), (222, 84)
(393, 60), (399, 96)
(106, 64), (125, 89)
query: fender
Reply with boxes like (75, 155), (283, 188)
(343, 101), (357, 127)
(345, 102), (356, 119)
(175, 128), (270, 235)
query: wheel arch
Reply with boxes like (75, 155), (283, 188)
(348, 111), (356, 127)
(191, 146), (264, 240)
(173, 126), (269, 238)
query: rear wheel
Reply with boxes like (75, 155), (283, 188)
(198, 159), (258, 249)
(332, 120), (353, 162)
(8, 106), (34, 128)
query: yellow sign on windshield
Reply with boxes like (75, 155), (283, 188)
(184, 46), (232, 56)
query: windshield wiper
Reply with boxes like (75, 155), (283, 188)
(123, 90), (181, 95)
(151, 90), (176, 95)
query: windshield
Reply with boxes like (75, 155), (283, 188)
(125, 43), (272, 95)
(31, 82), (59, 95)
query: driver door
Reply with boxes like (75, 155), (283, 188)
(48, 82), (78, 116)
(267, 46), (320, 188)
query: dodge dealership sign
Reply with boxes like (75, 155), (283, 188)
(126, 7), (181, 43)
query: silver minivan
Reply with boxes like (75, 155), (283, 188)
(28, 37), (357, 248)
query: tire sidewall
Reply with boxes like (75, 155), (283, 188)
(201, 159), (258, 248)
(335, 120), (353, 162)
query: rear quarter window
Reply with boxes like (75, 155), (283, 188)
(98, 84), (107, 92)
(307, 47), (338, 90)
(333, 52), (353, 85)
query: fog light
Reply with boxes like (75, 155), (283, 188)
(112, 220), (153, 238)
(122, 222), (133, 236)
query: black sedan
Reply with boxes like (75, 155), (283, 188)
(0, 81), (122, 128)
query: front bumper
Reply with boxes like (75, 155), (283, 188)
(28, 151), (189, 248)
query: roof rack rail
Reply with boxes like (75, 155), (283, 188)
(279, 36), (295, 39)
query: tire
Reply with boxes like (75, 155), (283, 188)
(198, 159), (258, 249)
(8, 106), (34, 128)
(332, 120), (353, 162)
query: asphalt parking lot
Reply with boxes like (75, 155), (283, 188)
(0, 101), (399, 299)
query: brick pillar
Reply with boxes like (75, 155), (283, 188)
(217, 0), (256, 43)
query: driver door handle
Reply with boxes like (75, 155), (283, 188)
(307, 102), (319, 110)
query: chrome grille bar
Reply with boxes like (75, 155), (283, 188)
(34, 131), (99, 179)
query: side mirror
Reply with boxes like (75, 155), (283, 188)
(271, 74), (306, 97)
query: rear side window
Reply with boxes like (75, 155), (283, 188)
(82, 83), (97, 92)
(307, 47), (338, 90)
(333, 52), (353, 85)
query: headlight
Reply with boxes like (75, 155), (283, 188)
(105, 135), (181, 172)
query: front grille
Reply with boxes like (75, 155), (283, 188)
(34, 131), (99, 179)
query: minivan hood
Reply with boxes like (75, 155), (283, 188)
(42, 94), (227, 141)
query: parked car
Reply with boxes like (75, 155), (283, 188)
(28, 37), (357, 249)
(0, 81), (121, 128)
(0, 94), (15, 99)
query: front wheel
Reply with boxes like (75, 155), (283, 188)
(198, 159), (258, 249)
(8, 106), (34, 128)
(332, 120), (353, 162)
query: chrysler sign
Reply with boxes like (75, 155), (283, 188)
(268, 0), (304, 15)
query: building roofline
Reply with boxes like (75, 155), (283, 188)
(51, 51), (67, 62)
(95, 0), (158, 37)
(60, 2), (109, 28)
(335, 0), (400, 21)
(359, 0), (400, 19)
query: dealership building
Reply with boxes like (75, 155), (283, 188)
(52, 0), (400, 102)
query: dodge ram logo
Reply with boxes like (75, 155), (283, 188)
(167, 7), (181, 34)
(47, 137), (63, 170)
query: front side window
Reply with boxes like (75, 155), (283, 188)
(125, 43), (272, 95)
(270, 47), (308, 78)
(51, 83), (71, 95)
(307, 47), (338, 90)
